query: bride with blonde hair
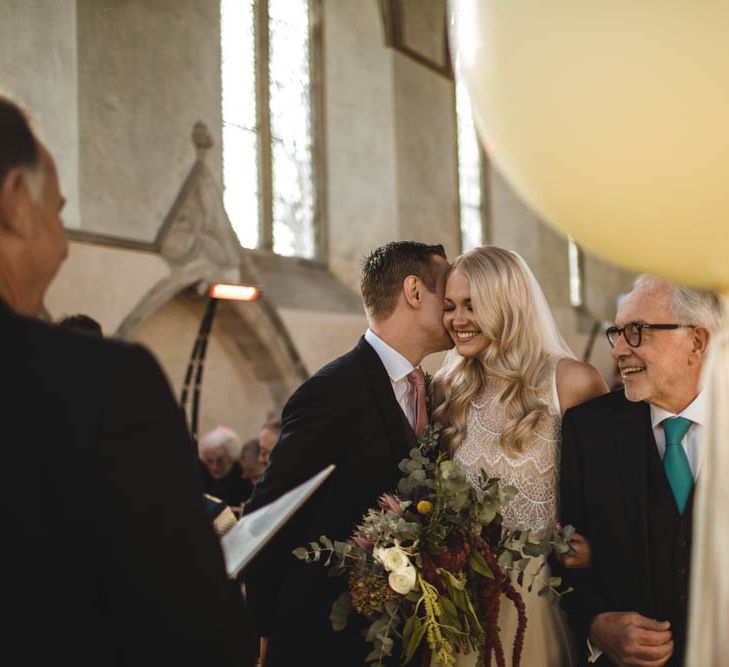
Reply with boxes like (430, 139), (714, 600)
(433, 245), (608, 666)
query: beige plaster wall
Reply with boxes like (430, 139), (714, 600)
(0, 0), (81, 229)
(278, 308), (367, 375)
(134, 296), (276, 441)
(76, 0), (223, 241)
(324, 0), (398, 289)
(393, 53), (460, 258)
(45, 240), (169, 334)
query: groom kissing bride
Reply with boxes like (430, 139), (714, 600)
(245, 241), (605, 666)
(246, 241), (453, 666)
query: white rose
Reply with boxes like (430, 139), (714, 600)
(388, 564), (417, 595)
(375, 546), (411, 572)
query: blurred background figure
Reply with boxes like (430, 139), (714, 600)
(199, 425), (253, 512)
(257, 418), (281, 468)
(57, 313), (103, 337)
(240, 437), (265, 485)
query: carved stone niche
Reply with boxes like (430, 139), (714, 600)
(116, 122), (308, 408)
(156, 122), (242, 270)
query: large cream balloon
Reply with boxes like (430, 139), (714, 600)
(453, 0), (729, 289)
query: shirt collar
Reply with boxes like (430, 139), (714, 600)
(650, 390), (707, 429)
(364, 328), (414, 383)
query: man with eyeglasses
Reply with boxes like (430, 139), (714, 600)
(556, 275), (721, 667)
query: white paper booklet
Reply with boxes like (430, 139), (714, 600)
(221, 464), (335, 578)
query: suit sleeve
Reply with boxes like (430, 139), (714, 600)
(247, 373), (348, 513)
(96, 345), (258, 666)
(244, 371), (351, 635)
(556, 408), (611, 646)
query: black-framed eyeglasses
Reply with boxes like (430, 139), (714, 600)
(605, 322), (696, 348)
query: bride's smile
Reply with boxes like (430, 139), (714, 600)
(443, 268), (489, 357)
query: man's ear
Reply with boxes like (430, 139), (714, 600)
(691, 326), (710, 357)
(0, 168), (30, 236)
(402, 275), (421, 309)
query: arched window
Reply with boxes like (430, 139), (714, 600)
(221, 0), (318, 259)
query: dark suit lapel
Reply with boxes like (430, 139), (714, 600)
(399, 408), (419, 451)
(355, 337), (411, 465)
(613, 396), (654, 613)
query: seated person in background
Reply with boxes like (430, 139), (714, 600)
(199, 425), (254, 510)
(240, 438), (266, 485)
(57, 313), (103, 337)
(257, 418), (281, 468)
(204, 493), (239, 536)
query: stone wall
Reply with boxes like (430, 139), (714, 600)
(3, 0), (630, 432)
(76, 0), (223, 241)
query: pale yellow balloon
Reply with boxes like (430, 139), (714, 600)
(453, 0), (729, 288)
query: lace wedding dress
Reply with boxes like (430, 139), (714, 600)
(451, 356), (576, 667)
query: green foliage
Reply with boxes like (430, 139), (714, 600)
(293, 418), (575, 666)
(330, 592), (353, 631)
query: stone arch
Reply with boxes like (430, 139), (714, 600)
(113, 122), (309, 412)
(115, 260), (308, 411)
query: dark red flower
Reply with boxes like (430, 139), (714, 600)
(436, 530), (471, 573)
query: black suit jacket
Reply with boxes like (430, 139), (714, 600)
(245, 337), (414, 667)
(0, 300), (257, 666)
(558, 390), (674, 666)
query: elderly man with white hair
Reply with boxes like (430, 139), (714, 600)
(557, 276), (721, 667)
(199, 425), (254, 510)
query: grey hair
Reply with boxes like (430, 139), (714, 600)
(634, 274), (722, 333)
(198, 425), (243, 459)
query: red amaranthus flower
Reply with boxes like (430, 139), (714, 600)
(420, 552), (444, 591)
(474, 539), (527, 667)
(436, 529), (471, 573)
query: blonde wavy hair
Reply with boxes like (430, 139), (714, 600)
(433, 246), (573, 454)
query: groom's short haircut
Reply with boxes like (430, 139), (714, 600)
(361, 241), (446, 320)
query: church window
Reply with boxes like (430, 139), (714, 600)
(221, 0), (318, 259)
(455, 65), (487, 251)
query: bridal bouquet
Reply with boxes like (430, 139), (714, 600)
(294, 423), (573, 667)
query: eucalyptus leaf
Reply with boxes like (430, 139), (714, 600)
(497, 550), (513, 570)
(561, 524), (576, 541)
(330, 592), (353, 631)
(365, 648), (385, 662)
(365, 617), (389, 642)
(292, 547), (310, 561)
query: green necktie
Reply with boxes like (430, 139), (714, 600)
(661, 416), (694, 514)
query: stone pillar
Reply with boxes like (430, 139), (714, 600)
(323, 0), (460, 290)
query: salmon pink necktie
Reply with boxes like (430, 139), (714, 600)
(406, 368), (428, 438)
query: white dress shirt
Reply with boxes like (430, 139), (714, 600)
(364, 328), (417, 429)
(588, 391), (705, 662)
